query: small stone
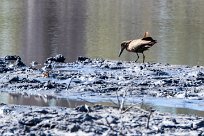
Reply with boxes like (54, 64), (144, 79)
(4, 55), (20, 61)
(43, 81), (55, 89)
(35, 109), (49, 114)
(105, 115), (118, 124)
(193, 120), (204, 129)
(54, 54), (66, 63)
(78, 56), (90, 62)
(16, 58), (26, 67)
(75, 105), (92, 112)
(69, 124), (80, 132)
(19, 117), (42, 126)
(79, 114), (97, 122)
(45, 54), (66, 64)
(8, 76), (20, 83)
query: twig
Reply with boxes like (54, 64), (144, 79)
(121, 105), (134, 114)
(116, 88), (121, 109)
(119, 89), (127, 111)
(109, 99), (119, 107)
(185, 88), (188, 98)
(67, 77), (73, 89)
(146, 108), (155, 129)
(105, 117), (115, 132)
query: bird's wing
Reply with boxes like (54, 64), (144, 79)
(142, 37), (154, 41)
(128, 39), (152, 51)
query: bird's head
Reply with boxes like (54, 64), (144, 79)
(119, 41), (131, 57)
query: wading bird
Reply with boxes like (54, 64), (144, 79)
(118, 32), (157, 63)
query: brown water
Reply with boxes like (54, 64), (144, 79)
(0, 0), (204, 65)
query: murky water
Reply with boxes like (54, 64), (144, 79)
(0, 92), (203, 117)
(0, 0), (204, 65)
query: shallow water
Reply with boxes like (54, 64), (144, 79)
(1, 0), (204, 65)
(0, 92), (203, 117)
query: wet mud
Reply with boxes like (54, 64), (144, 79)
(0, 55), (203, 135)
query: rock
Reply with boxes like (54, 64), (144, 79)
(193, 120), (204, 129)
(54, 54), (66, 63)
(105, 115), (118, 124)
(8, 76), (20, 83)
(196, 71), (204, 80)
(4, 55), (20, 61)
(99, 75), (108, 80)
(93, 79), (105, 84)
(4, 55), (26, 67)
(69, 124), (80, 132)
(43, 81), (55, 89)
(16, 58), (26, 67)
(93, 104), (104, 110)
(78, 114), (97, 122)
(45, 54), (66, 64)
(75, 105), (92, 112)
(42, 64), (52, 71)
(34, 109), (49, 114)
(160, 120), (176, 128)
(78, 56), (90, 62)
(19, 117), (42, 126)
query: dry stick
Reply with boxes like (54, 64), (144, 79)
(121, 105), (134, 114)
(116, 88), (121, 109)
(105, 117), (116, 132)
(114, 87), (150, 114)
(120, 98), (124, 111)
(120, 89), (127, 111)
(134, 105), (150, 114)
(185, 88), (188, 98)
(67, 77), (73, 90)
(121, 88), (152, 114)
(109, 87), (123, 108)
(121, 88), (138, 113)
(118, 114), (127, 136)
(146, 108), (154, 129)
(121, 104), (151, 114)
(119, 124), (125, 136)
(121, 97), (151, 114)
(116, 87), (138, 113)
(109, 99), (120, 107)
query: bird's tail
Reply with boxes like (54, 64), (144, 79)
(143, 32), (149, 38)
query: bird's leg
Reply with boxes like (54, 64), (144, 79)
(135, 53), (139, 62)
(142, 52), (145, 63)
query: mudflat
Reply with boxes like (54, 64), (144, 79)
(0, 55), (203, 135)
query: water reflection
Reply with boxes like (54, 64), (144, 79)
(0, 0), (204, 65)
(0, 92), (203, 117)
(0, 93), (86, 108)
(23, 0), (87, 63)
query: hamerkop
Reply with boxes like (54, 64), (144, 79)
(118, 32), (157, 63)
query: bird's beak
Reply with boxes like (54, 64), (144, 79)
(118, 47), (125, 57)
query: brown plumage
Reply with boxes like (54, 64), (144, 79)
(118, 32), (157, 63)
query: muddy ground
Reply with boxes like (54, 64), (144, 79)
(0, 55), (203, 135)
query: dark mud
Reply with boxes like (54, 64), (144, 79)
(0, 55), (203, 135)
(0, 104), (203, 135)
